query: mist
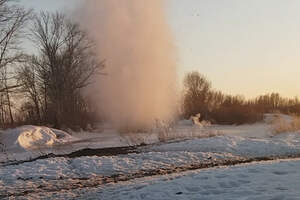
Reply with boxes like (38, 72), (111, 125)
(79, 0), (178, 130)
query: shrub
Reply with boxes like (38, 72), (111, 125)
(211, 106), (263, 125)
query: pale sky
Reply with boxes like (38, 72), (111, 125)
(19, 0), (300, 98)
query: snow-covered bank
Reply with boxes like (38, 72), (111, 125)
(0, 126), (74, 162)
(60, 159), (300, 200)
(7, 159), (300, 199)
(2, 131), (300, 197)
(145, 133), (300, 158)
(0, 119), (221, 163)
(0, 152), (239, 193)
(1, 114), (300, 198)
(0, 126), (73, 151)
(0, 114), (299, 165)
(0, 125), (135, 163)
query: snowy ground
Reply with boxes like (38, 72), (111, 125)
(0, 125), (136, 163)
(27, 159), (300, 200)
(1, 114), (300, 199)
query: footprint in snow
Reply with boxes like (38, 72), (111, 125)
(237, 173), (249, 178)
(275, 187), (288, 191)
(247, 168), (260, 173)
(268, 194), (287, 200)
(185, 186), (201, 192)
(215, 174), (228, 179)
(237, 179), (251, 184)
(202, 185), (216, 190)
(218, 181), (239, 189)
(272, 171), (289, 175)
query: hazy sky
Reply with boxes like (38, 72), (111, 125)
(19, 0), (300, 98)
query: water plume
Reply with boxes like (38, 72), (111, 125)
(80, 0), (178, 130)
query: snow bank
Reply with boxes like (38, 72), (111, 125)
(0, 125), (143, 163)
(0, 113), (297, 164)
(2, 129), (300, 191)
(0, 126), (73, 151)
(17, 126), (69, 149)
(2, 114), (300, 198)
(76, 159), (300, 200)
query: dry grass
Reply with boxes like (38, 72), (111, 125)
(272, 115), (300, 135)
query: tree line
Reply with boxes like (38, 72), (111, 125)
(183, 71), (300, 124)
(0, 1), (104, 129)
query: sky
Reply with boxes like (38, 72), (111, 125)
(19, 0), (300, 98)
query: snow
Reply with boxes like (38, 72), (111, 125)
(0, 114), (299, 165)
(1, 114), (300, 198)
(0, 151), (238, 184)
(0, 114), (290, 159)
(0, 118), (216, 163)
(146, 133), (300, 157)
(0, 125), (73, 150)
(17, 126), (71, 149)
(4, 129), (300, 189)
(74, 159), (300, 200)
(0, 126), (78, 162)
(0, 126), (132, 163)
(8, 159), (300, 199)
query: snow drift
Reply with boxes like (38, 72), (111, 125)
(0, 126), (72, 151)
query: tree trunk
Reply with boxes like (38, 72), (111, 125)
(5, 88), (13, 125)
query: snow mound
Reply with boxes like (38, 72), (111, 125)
(1, 126), (73, 151)
(18, 126), (60, 149)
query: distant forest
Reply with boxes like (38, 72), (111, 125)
(183, 71), (300, 125)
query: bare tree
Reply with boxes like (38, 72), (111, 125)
(17, 56), (42, 123)
(25, 11), (104, 128)
(183, 71), (211, 118)
(0, 0), (31, 126)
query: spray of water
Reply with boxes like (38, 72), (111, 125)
(80, 0), (178, 131)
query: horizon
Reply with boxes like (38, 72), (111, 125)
(19, 0), (300, 99)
